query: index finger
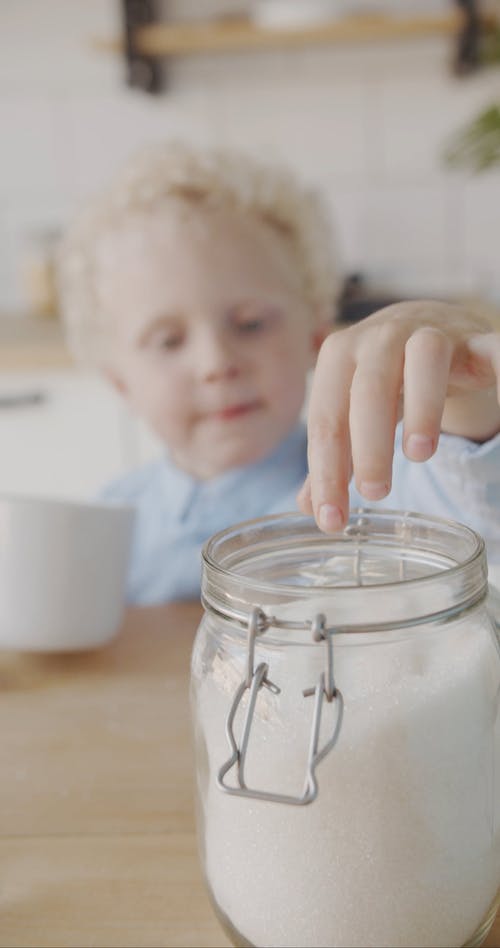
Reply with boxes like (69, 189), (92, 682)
(307, 333), (355, 532)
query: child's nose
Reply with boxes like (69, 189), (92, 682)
(198, 330), (240, 383)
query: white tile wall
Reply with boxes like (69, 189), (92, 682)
(363, 181), (448, 264)
(0, 0), (120, 95)
(381, 72), (497, 181)
(1, 0), (500, 312)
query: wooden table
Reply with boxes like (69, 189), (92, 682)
(0, 603), (498, 948)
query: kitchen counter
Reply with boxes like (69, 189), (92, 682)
(0, 602), (498, 948)
(0, 314), (72, 370)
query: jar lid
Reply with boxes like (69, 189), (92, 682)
(201, 508), (488, 631)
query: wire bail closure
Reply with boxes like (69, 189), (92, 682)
(217, 608), (344, 806)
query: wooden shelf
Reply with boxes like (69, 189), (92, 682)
(95, 12), (467, 58)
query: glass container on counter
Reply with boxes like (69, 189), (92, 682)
(190, 510), (500, 948)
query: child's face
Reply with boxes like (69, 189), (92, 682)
(96, 201), (321, 479)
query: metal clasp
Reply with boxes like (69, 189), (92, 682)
(217, 610), (344, 806)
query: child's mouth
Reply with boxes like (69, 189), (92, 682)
(210, 401), (261, 421)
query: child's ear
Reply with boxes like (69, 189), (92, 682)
(312, 325), (329, 353)
(309, 307), (334, 364)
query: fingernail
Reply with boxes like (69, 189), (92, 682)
(359, 481), (389, 500)
(318, 504), (344, 533)
(405, 434), (434, 461)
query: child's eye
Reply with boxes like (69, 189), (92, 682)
(237, 318), (266, 333)
(161, 335), (183, 349)
(232, 304), (279, 335)
(152, 332), (184, 351)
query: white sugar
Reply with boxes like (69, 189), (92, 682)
(195, 610), (500, 947)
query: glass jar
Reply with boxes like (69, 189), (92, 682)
(191, 509), (500, 948)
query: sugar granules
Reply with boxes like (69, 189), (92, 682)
(194, 611), (500, 948)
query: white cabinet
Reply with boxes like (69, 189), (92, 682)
(0, 370), (163, 500)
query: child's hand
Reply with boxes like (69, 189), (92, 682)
(298, 300), (500, 533)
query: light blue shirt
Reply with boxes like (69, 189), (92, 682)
(350, 426), (500, 567)
(99, 424), (308, 604)
(101, 422), (500, 604)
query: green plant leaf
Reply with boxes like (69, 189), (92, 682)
(443, 103), (500, 171)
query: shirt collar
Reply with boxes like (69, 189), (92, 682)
(161, 422), (307, 521)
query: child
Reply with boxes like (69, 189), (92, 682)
(58, 141), (500, 603)
(57, 141), (339, 603)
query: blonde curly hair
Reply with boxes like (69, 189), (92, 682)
(57, 141), (341, 367)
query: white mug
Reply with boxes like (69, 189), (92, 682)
(0, 494), (134, 651)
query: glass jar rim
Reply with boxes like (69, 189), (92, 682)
(201, 508), (488, 631)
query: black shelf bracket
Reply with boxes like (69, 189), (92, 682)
(453, 0), (481, 75)
(122, 0), (163, 94)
